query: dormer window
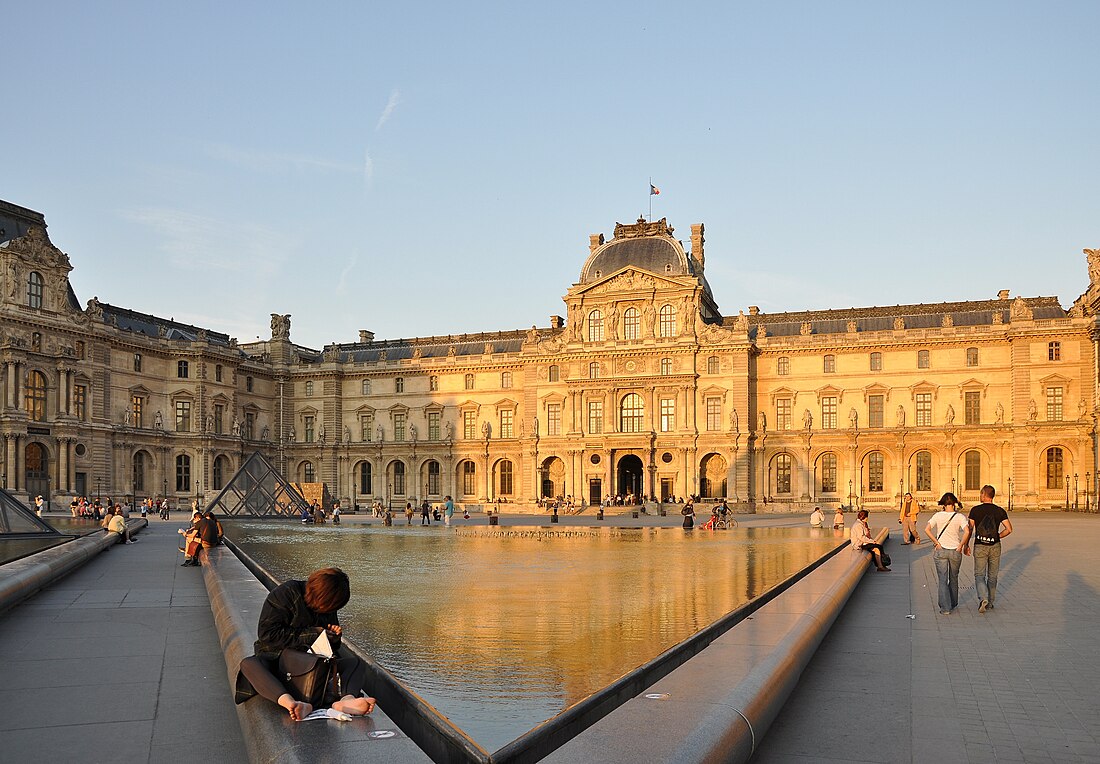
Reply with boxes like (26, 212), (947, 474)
(27, 272), (43, 309)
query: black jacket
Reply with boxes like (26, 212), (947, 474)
(253, 579), (341, 661)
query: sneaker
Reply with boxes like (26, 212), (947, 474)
(939, 610), (952, 615)
(979, 599), (989, 614)
(986, 603), (995, 610)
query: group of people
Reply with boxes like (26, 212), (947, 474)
(178, 509), (224, 566)
(299, 500), (340, 525)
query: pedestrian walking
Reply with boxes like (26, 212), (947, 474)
(968, 485), (1012, 613)
(924, 492), (971, 614)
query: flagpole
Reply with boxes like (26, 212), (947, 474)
(648, 177), (652, 221)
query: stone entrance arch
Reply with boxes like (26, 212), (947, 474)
(617, 454), (644, 498)
(540, 456), (565, 498)
(700, 453), (728, 498)
(25, 442), (50, 501)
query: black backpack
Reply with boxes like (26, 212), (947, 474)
(974, 511), (1000, 545)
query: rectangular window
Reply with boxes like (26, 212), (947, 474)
(427, 462), (440, 495)
(304, 415), (315, 443)
(548, 365), (559, 382)
(823, 355), (835, 373)
(175, 400), (191, 432)
(305, 381), (314, 396)
(777, 357), (789, 376)
(777, 398), (791, 431)
(775, 454), (792, 494)
(588, 400), (603, 434)
(916, 393), (932, 426)
(547, 404), (562, 436)
(246, 376), (253, 392)
(1048, 341), (1061, 361)
(660, 398), (675, 432)
(244, 411), (255, 440)
(501, 372), (512, 389)
(428, 411), (440, 441)
(965, 451), (981, 491)
(394, 412), (406, 441)
(870, 352), (882, 371)
(176, 458), (191, 493)
(395, 377), (404, 393)
(822, 396), (837, 429)
(462, 462), (476, 495)
(214, 404), (224, 435)
(463, 410), (477, 439)
(916, 451), (932, 492)
(362, 414), (374, 441)
(177, 360), (189, 378)
(74, 384), (87, 420)
(215, 364), (223, 382)
(821, 453), (837, 493)
(131, 395), (144, 428)
(706, 398), (721, 431)
(964, 391), (980, 425)
(1046, 387), (1063, 421)
(500, 409), (513, 438)
(868, 395), (884, 428)
(917, 350), (929, 369)
(966, 348), (979, 367)
(362, 379), (372, 395)
(134, 353), (142, 372)
(868, 452), (884, 492)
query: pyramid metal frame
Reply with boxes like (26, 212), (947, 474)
(205, 451), (311, 517)
(0, 487), (61, 536)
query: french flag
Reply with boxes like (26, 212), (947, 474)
(650, 184), (660, 196)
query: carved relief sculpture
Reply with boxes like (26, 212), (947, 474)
(270, 313), (291, 339)
(1086, 248), (1100, 286)
(1011, 296), (1034, 321)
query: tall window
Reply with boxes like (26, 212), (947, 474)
(395, 377), (405, 393)
(244, 411), (255, 440)
(177, 360), (189, 378)
(1046, 387), (1063, 421)
(427, 461), (440, 495)
(393, 412), (406, 441)
(25, 370), (47, 421)
(915, 451), (932, 492)
(175, 454), (191, 492)
(870, 352), (882, 371)
(214, 404), (225, 435)
(359, 462), (372, 494)
(27, 271), (43, 308)
(1048, 341), (1061, 361)
(304, 415), (315, 443)
(134, 353), (143, 372)
(175, 400), (191, 432)
(547, 403), (562, 436)
(705, 397), (721, 431)
(917, 350), (929, 369)
(964, 391), (980, 425)
(868, 395), (884, 428)
(361, 413), (374, 441)
(32, 332), (41, 351)
(393, 462), (405, 494)
(1045, 447), (1064, 490)
(131, 395), (144, 428)
(659, 398), (675, 432)
(463, 410), (477, 439)
(777, 398), (791, 431)
(777, 357), (790, 376)
(500, 409), (513, 438)
(498, 460), (514, 495)
(548, 365), (559, 382)
(246, 376), (253, 392)
(660, 358), (672, 375)
(464, 374), (474, 390)
(429, 376), (438, 391)
(623, 308), (639, 340)
(362, 379), (372, 395)
(215, 364), (223, 382)
(775, 453), (792, 494)
(915, 393), (932, 426)
(305, 381), (314, 396)
(74, 384), (87, 420)
(212, 456), (225, 490)
(868, 452), (884, 492)
(304, 462), (315, 483)
(707, 356), (719, 374)
(620, 393), (644, 433)
(821, 453), (837, 493)
(588, 400), (603, 434)
(822, 396), (837, 429)
(462, 461), (476, 495)
(501, 371), (512, 389)
(823, 355), (836, 373)
(966, 347), (979, 367)
(588, 310), (604, 342)
(658, 305), (676, 337)
(133, 451), (146, 493)
(589, 362), (599, 380)
(428, 411), (441, 440)
(964, 450), (981, 491)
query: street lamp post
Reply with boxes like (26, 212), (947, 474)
(1007, 476), (1014, 512)
(1065, 475), (1070, 509)
(848, 479), (853, 510)
(1086, 472), (1092, 513)
(1074, 473), (1079, 511)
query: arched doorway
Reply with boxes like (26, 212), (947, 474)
(25, 442), (50, 500)
(700, 453), (728, 498)
(540, 456), (565, 499)
(617, 454), (644, 498)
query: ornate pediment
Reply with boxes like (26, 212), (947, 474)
(3, 225), (72, 271)
(580, 268), (675, 295)
(612, 217), (674, 240)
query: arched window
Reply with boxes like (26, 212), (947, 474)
(1045, 447), (1063, 490)
(660, 358), (672, 376)
(915, 451), (932, 492)
(588, 310), (604, 342)
(303, 462), (315, 483)
(27, 271), (43, 308)
(427, 460), (440, 495)
(25, 370), (47, 421)
(498, 460), (514, 496)
(359, 462), (372, 495)
(393, 462), (406, 494)
(175, 455), (191, 492)
(133, 451), (147, 493)
(619, 393), (644, 433)
(820, 452), (837, 493)
(707, 356), (719, 375)
(623, 308), (639, 340)
(775, 453), (792, 494)
(462, 460), (476, 495)
(658, 304), (676, 337)
(964, 450), (981, 491)
(868, 452), (884, 492)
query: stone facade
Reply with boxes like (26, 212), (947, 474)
(1, 201), (1096, 511)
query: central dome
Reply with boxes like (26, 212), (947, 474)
(577, 217), (711, 297)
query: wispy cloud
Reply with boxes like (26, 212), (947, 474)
(205, 143), (358, 174)
(376, 89), (401, 131)
(336, 251), (359, 295)
(120, 207), (295, 276)
(363, 149), (374, 186)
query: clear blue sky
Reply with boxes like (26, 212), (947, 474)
(4, 1), (1097, 349)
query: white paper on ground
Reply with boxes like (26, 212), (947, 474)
(301, 708), (354, 722)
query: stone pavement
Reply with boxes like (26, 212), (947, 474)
(753, 513), (1100, 764)
(0, 514), (248, 764)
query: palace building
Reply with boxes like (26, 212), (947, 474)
(1, 199), (1096, 511)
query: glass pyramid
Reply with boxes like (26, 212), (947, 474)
(205, 451), (311, 517)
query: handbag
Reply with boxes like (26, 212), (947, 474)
(277, 648), (341, 706)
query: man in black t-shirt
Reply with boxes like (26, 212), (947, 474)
(967, 484), (1013, 613)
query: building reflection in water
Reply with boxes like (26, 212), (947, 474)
(230, 522), (837, 751)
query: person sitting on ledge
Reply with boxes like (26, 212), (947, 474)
(235, 567), (377, 721)
(851, 509), (890, 571)
(106, 507), (135, 544)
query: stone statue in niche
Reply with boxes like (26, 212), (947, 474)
(730, 408), (739, 433)
(896, 405), (906, 428)
(802, 408), (813, 430)
(154, 410), (163, 430)
(270, 314), (291, 339)
(1028, 399), (1037, 421)
(995, 402), (1005, 424)
(849, 407), (858, 429)
(944, 404), (955, 425)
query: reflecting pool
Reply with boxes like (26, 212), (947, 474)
(229, 521), (839, 751)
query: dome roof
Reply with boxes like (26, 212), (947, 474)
(578, 218), (711, 297)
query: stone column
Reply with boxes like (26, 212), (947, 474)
(5, 361), (15, 410)
(13, 363), (23, 413)
(9, 434), (20, 490)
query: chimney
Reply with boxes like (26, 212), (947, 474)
(359, 330), (374, 343)
(589, 233), (604, 255)
(691, 223), (705, 273)
(549, 315), (564, 329)
(998, 290), (1010, 300)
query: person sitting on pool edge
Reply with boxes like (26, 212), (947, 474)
(235, 567), (377, 720)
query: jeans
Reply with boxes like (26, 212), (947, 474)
(973, 543), (1002, 606)
(901, 516), (920, 543)
(933, 548), (963, 612)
